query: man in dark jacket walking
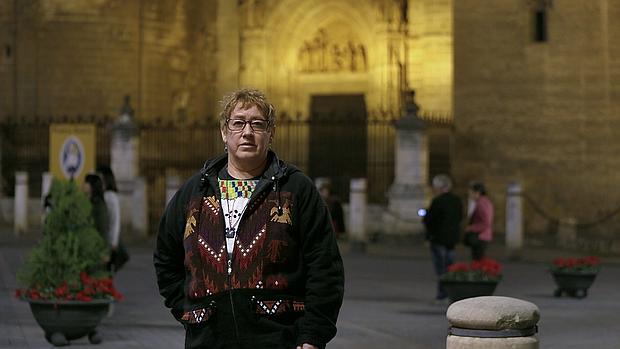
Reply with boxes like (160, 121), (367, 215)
(154, 89), (344, 349)
(423, 174), (463, 302)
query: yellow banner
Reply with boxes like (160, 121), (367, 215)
(49, 124), (96, 183)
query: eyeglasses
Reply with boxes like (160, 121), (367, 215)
(226, 118), (270, 132)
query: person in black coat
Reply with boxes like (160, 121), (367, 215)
(154, 88), (344, 349)
(423, 174), (463, 301)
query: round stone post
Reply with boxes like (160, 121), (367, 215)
(132, 177), (148, 237)
(558, 218), (577, 248)
(447, 296), (540, 349)
(349, 178), (367, 253)
(505, 182), (523, 259)
(14, 171), (28, 235)
(165, 174), (180, 206)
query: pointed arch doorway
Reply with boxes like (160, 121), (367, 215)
(308, 94), (367, 202)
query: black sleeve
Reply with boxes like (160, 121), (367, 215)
(294, 176), (345, 349)
(153, 187), (188, 322)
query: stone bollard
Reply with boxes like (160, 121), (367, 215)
(132, 177), (148, 237)
(558, 218), (577, 248)
(165, 175), (180, 206)
(446, 296), (540, 349)
(14, 172), (29, 235)
(348, 178), (367, 253)
(505, 182), (523, 260)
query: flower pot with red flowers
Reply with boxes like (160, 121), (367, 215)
(15, 180), (123, 346)
(549, 256), (601, 299)
(440, 258), (503, 302)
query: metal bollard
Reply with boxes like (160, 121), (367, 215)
(446, 296), (540, 349)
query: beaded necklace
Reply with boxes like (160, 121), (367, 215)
(218, 179), (258, 254)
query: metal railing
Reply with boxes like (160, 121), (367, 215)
(1, 113), (453, 234)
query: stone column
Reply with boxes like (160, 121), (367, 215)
(349, 178), (367, 253)
(385, 90), (428, 235)
(110, 96), (141, 236)
(111, 96), (139, 191)
(505, 182), (523, 259)
(446, 296), (540, 349)
(14, 171), (28, 235)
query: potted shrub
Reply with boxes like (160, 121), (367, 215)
(15, 179), (123, 346)
(440, 258), (503, 302)
(549, 256), (601, 299)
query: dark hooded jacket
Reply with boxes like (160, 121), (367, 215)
(154, 151), (344, 349)
(422, 191), (463, 247)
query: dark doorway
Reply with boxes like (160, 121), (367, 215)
(309, 94), (367, 202)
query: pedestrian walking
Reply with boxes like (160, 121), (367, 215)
(464, 181), (494, 260)
(319, 181), (346, 239)
(97, 165), (129, 273)
(82, 173), (109, 242)
(154, 88), (345, 349)
(422, 174), (463, 302)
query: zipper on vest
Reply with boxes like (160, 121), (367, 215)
(227, 258), (240, 340)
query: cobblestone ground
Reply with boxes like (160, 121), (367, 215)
(2, 233), (619, 349)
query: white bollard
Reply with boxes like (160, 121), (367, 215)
(132, 177), (148, 237)
(505, 182), (523, 259)
(348, 178), (367, 253)
(558, 218), (577, 248)
(447, 296), (540, 349)
(14, 171), (29, 235)
(166, 175), (180, 206)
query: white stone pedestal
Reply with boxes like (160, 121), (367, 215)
(348, 178), (367, 253)
(505, 182), (523, 259)
(385, 90), (428, 236)
(14, 172), (28, 235)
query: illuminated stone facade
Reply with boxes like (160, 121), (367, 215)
(453, 0), (620, 250)
(2, 0), (620, 249)
(0, 0), (452, 121)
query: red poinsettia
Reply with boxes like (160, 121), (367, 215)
(441, 258), (503, 282)
(15, 272), (123, 302)
(550, 256), (601, 274)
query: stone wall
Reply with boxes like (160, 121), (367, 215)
(453, 0), (620, 241)
(408, 0), (453, 116)
(0, 0), (217, 121)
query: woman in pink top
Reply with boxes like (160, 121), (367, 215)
(465, 182), (494, 260)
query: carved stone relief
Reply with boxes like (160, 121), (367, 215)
(298, 28), (367, 73)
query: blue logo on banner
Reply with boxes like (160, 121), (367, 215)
(60, 136), (84, 179)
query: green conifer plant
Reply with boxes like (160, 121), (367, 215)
(16, 179), (122, 301)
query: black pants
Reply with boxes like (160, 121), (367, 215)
(471, 240), (487, 260)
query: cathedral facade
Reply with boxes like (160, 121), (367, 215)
(1, 0), (619, 251)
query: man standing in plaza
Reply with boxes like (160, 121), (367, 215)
(154, 88), (344, 349)
(423, 174), (463, 302)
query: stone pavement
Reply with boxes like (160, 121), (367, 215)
(1, 228), (619, 349)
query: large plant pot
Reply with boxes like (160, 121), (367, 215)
(551, 272), (597, 299)
(441, 280), (499, 302)
(27, 299), (112, 346)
